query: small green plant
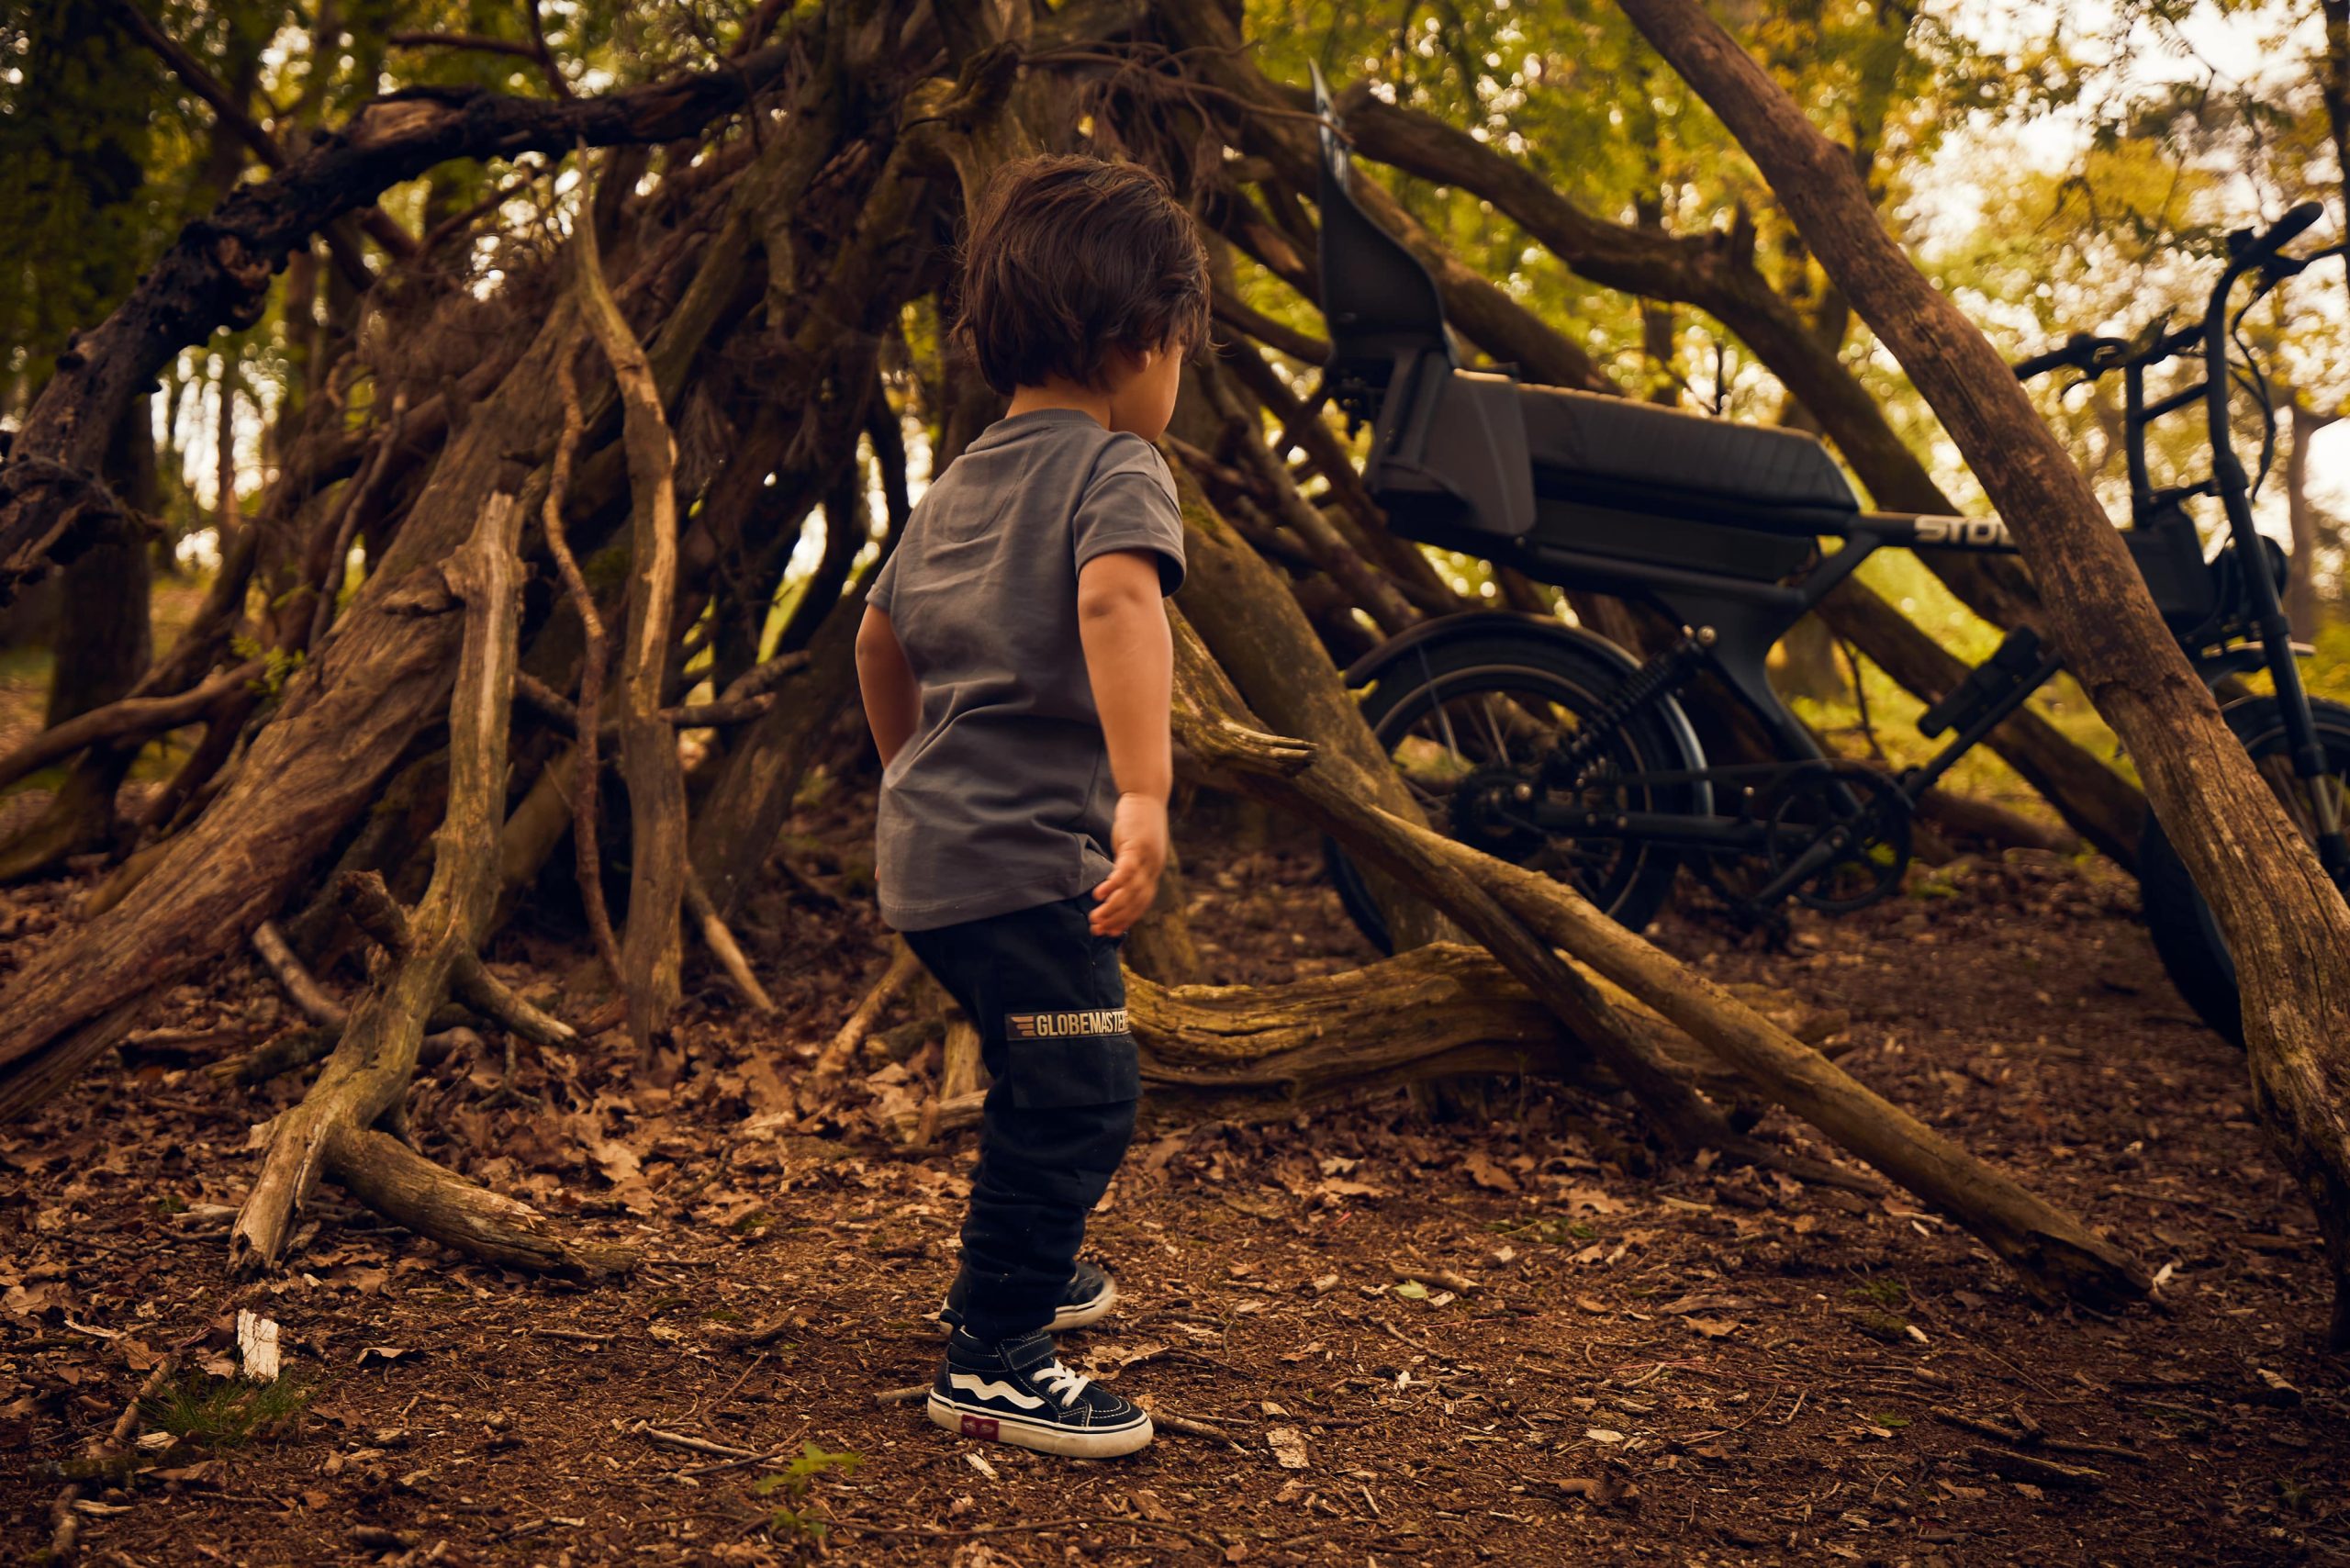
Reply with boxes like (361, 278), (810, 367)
(755, 1442), (864, 1541)
(730, 1209), (777, 1234)
(151, 1193), (188, 1216)
(228, 635), (306, 699)
(142, 1370), (316, 1450)
(1847, 1277), (1907, 1308)
(1487, 1216), (1596, 1247)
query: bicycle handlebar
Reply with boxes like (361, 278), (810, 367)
(2234, 201), (2324, 268)
(2015, 207), (2328, 386)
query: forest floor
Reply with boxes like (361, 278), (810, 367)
(2, 794), (2346, 1567)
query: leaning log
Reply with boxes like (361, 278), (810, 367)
(1169, 607), (1740, 1154)
(1168, 605), (2149, 1309)
(1620, 0), (2350, 1341)
(229, 495), (630, 1279)
(896, 942), (1853, 1136)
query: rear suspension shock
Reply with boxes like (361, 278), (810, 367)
(1540, 628), (1714, 790)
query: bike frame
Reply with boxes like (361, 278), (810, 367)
(1455, 213), (2350, 910)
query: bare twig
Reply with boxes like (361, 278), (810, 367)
(307, 395), (408, 652)
(685, 870), (776, 1014)
(251, 921), (346, 1027)
(812, 941), (922, 1088)
(48, 1354), (175, 1561)
(540, 338), (624, 992)
(0, 660), (263, 797)
(626, 1421), (758, 1460)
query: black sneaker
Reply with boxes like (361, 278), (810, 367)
(939, 1260), (1116, 1334)
(927, 1327), (1153, 1458)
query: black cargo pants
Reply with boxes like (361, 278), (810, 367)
(902, 894), (1139, 1344)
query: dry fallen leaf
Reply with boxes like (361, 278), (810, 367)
(1267, 1426), (1308, 1470)
(1683, 1316), (1742, 1339)
(1464, 1150), (1518, 1193)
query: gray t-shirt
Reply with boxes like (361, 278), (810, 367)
(867, 409), (1186, 931)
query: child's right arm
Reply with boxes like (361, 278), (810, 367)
(856, 605), (919, 767)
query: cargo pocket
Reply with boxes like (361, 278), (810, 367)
(999, 1031), (1140, 1109)
(999, 918), (1137, 1108)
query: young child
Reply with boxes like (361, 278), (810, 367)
(855, 155), (1208, 1459)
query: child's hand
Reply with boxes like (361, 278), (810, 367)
(1091, 792), (1169, 936)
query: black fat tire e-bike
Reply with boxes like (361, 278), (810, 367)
(1307, 74), (2350, 1042)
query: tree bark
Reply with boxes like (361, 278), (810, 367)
(1168, 464), (1449, 951)
(1169, 605), (1740, 1153)
(575, 200), (688, 1054)
(0, 405), (157, 880)
(1619, 0), (2350, 1346)
(0, 85), (887, 1115)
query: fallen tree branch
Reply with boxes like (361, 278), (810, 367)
(0, 659), (263, 796)
(812, 940), (922, 1089)
(250, 920), (347, 1028)
(229, 495), (630, 1280)
(1167, 607), (1737, 1153)
(1166, 599), (2144, 1306)
(685, 870), (776, 1015)
(1420, 823), (2149, 1307)
(450, 952), (576, 1046)
(47, 1353), (176, 1562)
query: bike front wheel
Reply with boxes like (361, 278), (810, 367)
(2136, 694), (2350, 1045)
(1326, 633), (1709, 952)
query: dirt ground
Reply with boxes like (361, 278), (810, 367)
(2, 806), (2344, 1566)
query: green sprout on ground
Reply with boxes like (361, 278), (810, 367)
(755, 1441), (864, 1542)
(141, 1369), (317, 1450)
(1847, 1277), (1908, 1308)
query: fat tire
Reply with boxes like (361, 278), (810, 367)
(1327, 634), (1707, 952)
(2136, 695), (2350, 1046)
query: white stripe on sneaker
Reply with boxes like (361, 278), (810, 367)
(949, 1372), (1046, 1410)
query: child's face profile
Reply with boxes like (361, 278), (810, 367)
(1104, 342), (1183, 442)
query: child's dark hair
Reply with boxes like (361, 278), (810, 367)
(956, 154), (1211, 396)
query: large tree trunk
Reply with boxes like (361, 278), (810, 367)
(1619, 0), (2350, 1347)
(0, 405), (156, 880)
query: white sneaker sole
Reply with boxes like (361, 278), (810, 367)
(927, 1393), (1154, 1458)
(940, 1278), (1119, 1335)
(1052, 1277), (1116, 1331)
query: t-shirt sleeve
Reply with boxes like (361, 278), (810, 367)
(866, 540), (901, 616)
(1071, 437), (1186, 596)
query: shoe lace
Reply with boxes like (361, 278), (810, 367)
(1034, 1359), (1091, 1409)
